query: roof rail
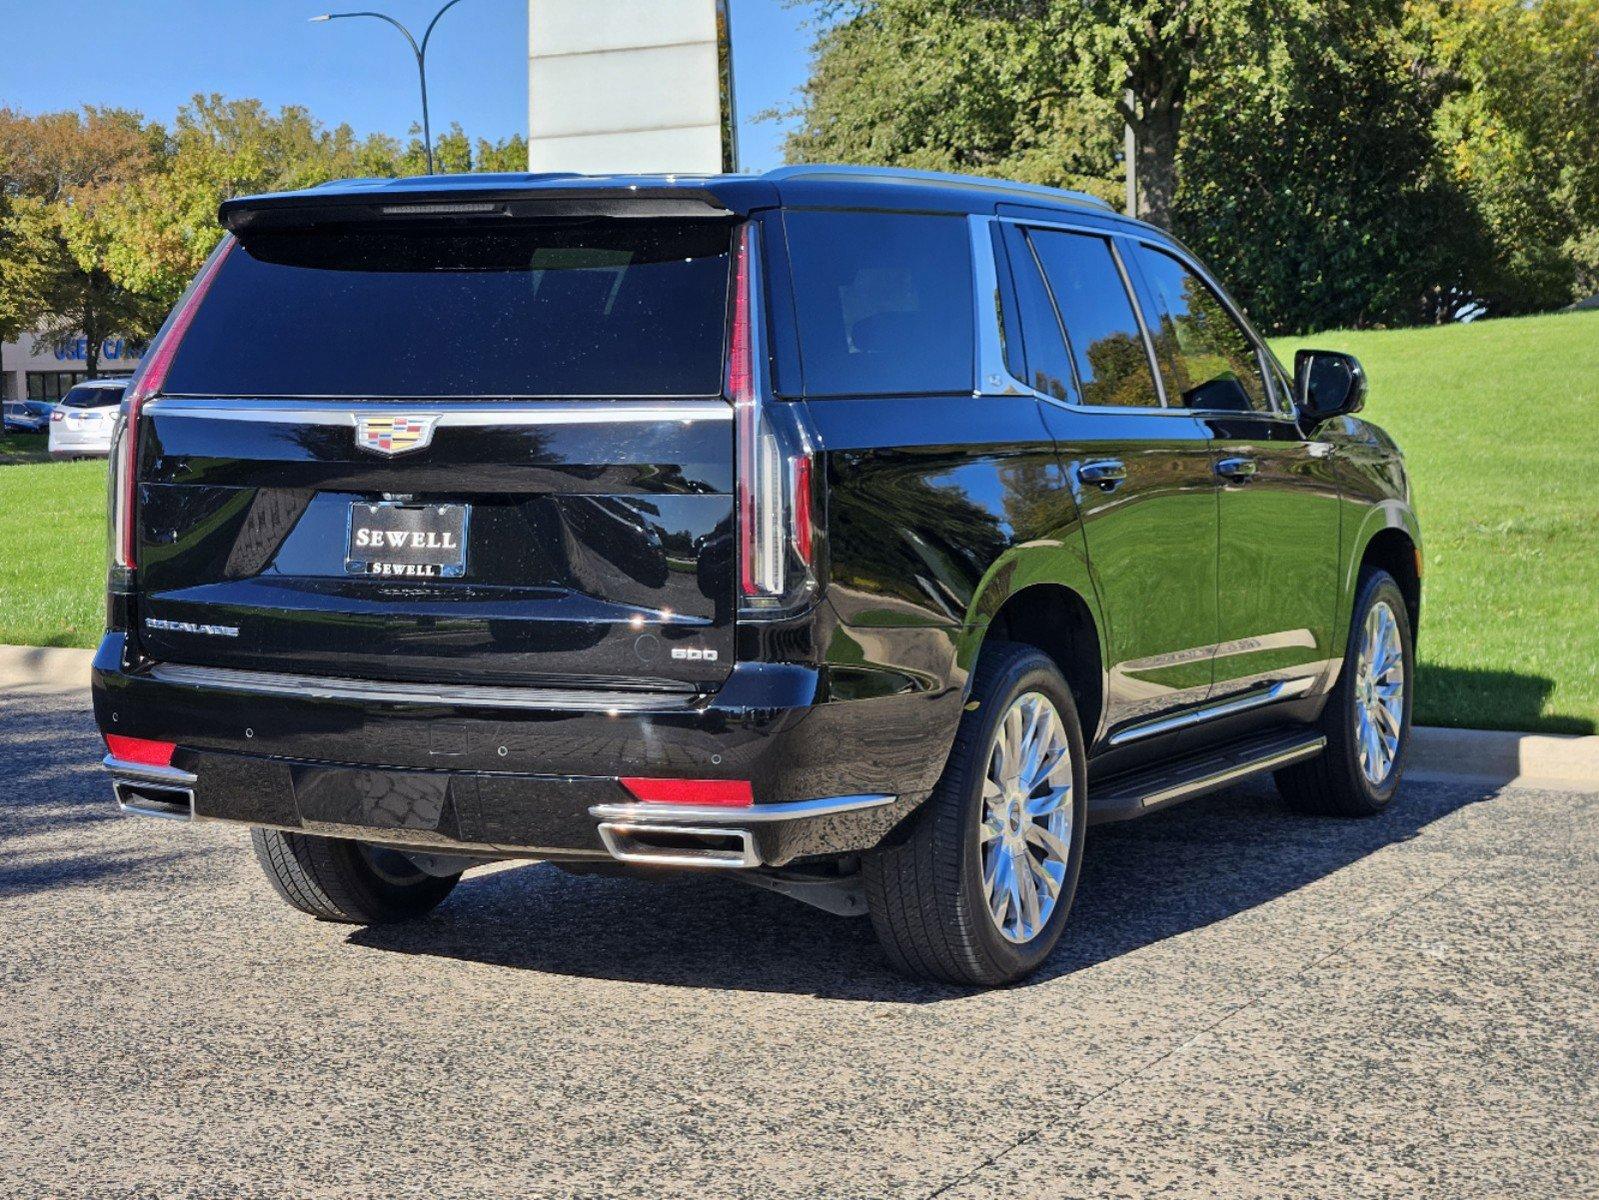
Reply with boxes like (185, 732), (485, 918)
(763, 164), (1117, 213)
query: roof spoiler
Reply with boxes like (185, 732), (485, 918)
(218, 185), (737, 234)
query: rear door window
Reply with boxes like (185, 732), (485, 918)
(783, 210), (973, 397)
(1129, 245), (1271, 413)
(1000, 226), (1076, 403)
(163, 221), (733, 398)
(1024, 229), (1163, 409)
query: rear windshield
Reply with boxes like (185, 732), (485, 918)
(164, 220), (733, 398)
(61, 385), (124, 408)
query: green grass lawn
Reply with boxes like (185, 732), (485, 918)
(1273, 309), (1599, 734)
(0, 454), (107, 649)
(1, 309), (1595, 731)
(0, 432), (52, 465)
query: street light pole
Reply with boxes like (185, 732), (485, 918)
(310, 0), (471, 174)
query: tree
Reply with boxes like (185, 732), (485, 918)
(785, 0), (1276, 228)
(782, 1), (1121, 202)
(0, 106), (167, 376)
(1176, 1), (1491, 330)
(93, 95), (407, 311)
(1432, 0), (1599, 310)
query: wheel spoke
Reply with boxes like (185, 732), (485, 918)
(1025, 785), (1068, 818)
(985, 850), (1009, 920)
(1013, 851), (1038, 931)
(1030, 856), (1063, 900)
(1023, 820), (1071, 864)
(1375, 700), (1402, 738)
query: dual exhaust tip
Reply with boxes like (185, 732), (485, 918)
(112, 777), (195, 821)
(595, 822), (759, 869)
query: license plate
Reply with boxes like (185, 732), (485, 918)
(346, 502), (469, 578)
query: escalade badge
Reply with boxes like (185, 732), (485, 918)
(356, 415), (439, 456)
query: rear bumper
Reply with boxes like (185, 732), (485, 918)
(92, 634), (951, 867)
(48, 431), (111, 456)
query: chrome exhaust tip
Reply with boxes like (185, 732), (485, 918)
(596, 821), (759, 869)
(112, 778), (195, 821)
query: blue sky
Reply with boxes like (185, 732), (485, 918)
(0, 0), (822, 170)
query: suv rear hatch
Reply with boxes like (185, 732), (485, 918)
(124, 210), (738, 691)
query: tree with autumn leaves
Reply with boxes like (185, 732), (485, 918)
(784, 0), (1599, 331)
(0, 96), (526, 375)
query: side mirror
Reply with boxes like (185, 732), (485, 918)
(1294, 349), (1367, 422)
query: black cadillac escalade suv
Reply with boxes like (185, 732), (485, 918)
(94, 166), (1421, 986)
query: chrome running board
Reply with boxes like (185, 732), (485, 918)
(1090, 730), (1327, 822)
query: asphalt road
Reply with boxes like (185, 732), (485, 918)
(2, 686), (1595, 1200)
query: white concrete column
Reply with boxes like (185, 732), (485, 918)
(528, 0), (727, 175)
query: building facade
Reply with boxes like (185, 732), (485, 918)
(0, 334), (143, 401)
(527, 0), (735, 175)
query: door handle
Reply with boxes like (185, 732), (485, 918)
(1078, 459), (1127, 490)
(1216, 456), (1258, 482)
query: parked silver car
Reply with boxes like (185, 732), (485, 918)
(48, 379), (128, 459)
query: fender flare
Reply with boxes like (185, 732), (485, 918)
(953, 536), (1110, 725)
(1337, 499), (1423, 650)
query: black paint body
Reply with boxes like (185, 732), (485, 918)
(92, 168), (1420, 867)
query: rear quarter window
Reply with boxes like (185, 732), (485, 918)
(783, 210), (974, 397)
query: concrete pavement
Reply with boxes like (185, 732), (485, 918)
(1, 687), (1595, 1199)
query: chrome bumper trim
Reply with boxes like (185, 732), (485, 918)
(102, 754), (198, 786)
(146, 663), (698, 713)
(587, 792), (896, 826)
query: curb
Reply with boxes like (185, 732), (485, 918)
(1406, 725), (1599, 792)
(1, 643), (1595, 791)
(0, 644), (94, 694)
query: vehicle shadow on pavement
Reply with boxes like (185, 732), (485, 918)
(347, 775), (1496, 1001)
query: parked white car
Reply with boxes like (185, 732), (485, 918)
(48, 378), (128, 459)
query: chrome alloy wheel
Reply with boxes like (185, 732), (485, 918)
(1354, 599), (1406, 786)
(980, 691), (1074, 944)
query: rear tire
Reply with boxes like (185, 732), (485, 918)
(250, 828), (460, 924)
(1276, 569), (1414, 817)
(863, 642), (1087, 986)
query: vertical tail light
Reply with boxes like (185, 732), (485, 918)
(729, 222), (818, 612)
(112, 238), (235, 570)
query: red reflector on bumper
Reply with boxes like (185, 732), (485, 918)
(620, 777), (753, 807)
(105, 735), (177, 768)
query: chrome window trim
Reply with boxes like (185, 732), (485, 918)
(141, 398), (733, 426)
(966, 215), (1027, 396)
(146, 662), (700, 712)
(974, 215), (1173, 416)
(977, 213), (1300, 422)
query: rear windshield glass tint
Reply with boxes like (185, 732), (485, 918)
(163, 221), (733, 397)
(61, 385), (124, 408)
(784, 210), (973, 397)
